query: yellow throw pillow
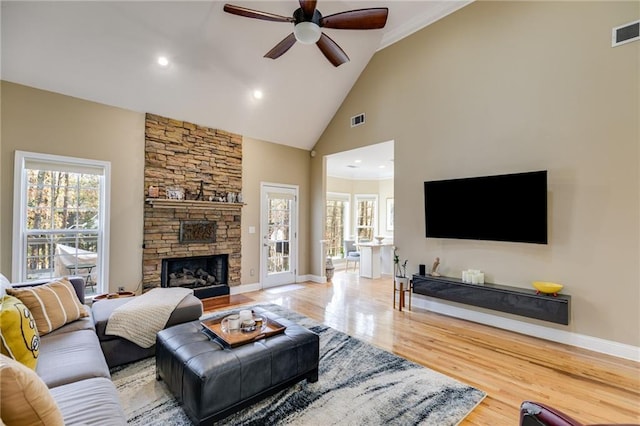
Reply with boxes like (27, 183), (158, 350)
(0, 353), (65, 425)
(6, 278), (88, 336)
(0, 295), (40, 370)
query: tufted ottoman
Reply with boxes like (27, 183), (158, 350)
(155, 306), (319, 425)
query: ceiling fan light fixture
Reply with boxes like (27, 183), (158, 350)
(294, 21), (321, 44)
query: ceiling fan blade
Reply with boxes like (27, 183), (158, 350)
(299, 0), (317, 19)
(264, 33), (297, 59)
(320, 8), (388, 30)
(223, 4), (294, 23)
(316, 33), (349, 67)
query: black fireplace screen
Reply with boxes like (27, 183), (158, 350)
(161, 254), (228, 289)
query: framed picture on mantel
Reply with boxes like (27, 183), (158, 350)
(386, 198), (394, 231)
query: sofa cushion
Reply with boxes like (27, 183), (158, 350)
(0, 295), (40, 370)
(44, 310), (95, 336)
(0, 273), (11, 296)
(91, 297), (135, 342)
(49, 377), (126, 426)
(37, 329), (110, 388)
(92, 294), (203, 343)
(7, 278), (88, 336)
(0, 354), (65, 426)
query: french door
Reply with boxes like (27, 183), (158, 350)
(261, 184), (298, 288)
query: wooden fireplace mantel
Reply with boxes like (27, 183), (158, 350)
(145, 198), (245, 210)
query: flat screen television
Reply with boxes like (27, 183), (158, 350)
(424, 170), (547, 244)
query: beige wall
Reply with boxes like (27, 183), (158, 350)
(1, 82), (145, 290)
(1, 83), (312, 291)
(327, 176), (394, 238)
(241, 137), (311, 284)
(312, 1), (639, 346)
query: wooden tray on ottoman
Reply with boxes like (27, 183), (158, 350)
(201, 312), (286, 348)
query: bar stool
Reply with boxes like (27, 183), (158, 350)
(393, 277), (412, 311)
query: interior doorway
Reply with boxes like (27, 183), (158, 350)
(324, 141), (395, 273)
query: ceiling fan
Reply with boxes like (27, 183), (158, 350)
(223, 1), (388, 67)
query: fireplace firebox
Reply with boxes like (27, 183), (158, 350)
(161, 254), (230, 300)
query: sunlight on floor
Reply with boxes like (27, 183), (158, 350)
(265, 284), (305, 294)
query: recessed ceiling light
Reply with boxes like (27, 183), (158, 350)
(157, 56), (169, 67)
(354, 159), (362, 163)
(379, 165), (386, 169)
(253, 89), (263, 100)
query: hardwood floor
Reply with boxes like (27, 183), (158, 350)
(204, 272), (640, 425)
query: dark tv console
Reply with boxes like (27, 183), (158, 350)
(412, 274), (570, 325)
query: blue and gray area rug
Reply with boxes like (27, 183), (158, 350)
(112, 303), (486, 425)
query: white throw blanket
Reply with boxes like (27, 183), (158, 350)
(105, 287), (193, 348)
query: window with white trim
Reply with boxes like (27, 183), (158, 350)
(354, 194), (378, 243)
(325, 193), (350, 258)
(13, 151), (110, 297)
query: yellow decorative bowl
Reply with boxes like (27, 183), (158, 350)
(532, 281), (563, 296)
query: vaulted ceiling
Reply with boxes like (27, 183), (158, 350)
(1, 1), (470, 150)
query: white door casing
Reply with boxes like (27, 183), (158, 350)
(260, 183), (298, 288)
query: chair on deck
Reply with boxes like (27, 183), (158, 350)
(343, 240), (360, 272)
(55, 244), (98, 292)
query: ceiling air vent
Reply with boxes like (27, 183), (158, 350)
(612, 20), (639, 47)
(351, 113), (365, 128)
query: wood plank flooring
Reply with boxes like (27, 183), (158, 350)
(203, 272), (640, 425)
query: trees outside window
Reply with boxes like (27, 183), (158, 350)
(325, 194), (349, 258)
(13, 151), (110, 297)
(354, 195), (377, 242)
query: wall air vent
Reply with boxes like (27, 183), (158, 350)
(612, 20), (639, 47)
(350, 113), (365, 128)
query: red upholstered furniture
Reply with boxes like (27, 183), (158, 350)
(520, 401), (639, 426)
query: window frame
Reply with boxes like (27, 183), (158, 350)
(325, 192), (351, 259)
(353, 194), (378, 242)
(12, 151), (110, 296)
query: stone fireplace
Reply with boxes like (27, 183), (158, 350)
(142, 114), (242, 294)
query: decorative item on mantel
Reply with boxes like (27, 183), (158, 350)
(166, 186), (185, 200)
(148, 185), (159, 198)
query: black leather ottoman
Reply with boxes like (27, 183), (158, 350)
(155, 307), (319, 425)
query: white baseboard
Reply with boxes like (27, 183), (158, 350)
(230, 276), (326, 294)
(299, 274), (326, 283)
(229, 282), (261, 294)
(411, 295), (640, 362)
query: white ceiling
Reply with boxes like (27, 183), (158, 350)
(326, 140), (393, 180)
(1, 1), (470, 151)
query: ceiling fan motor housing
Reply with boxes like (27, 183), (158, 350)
(294, 8), (321, 26)
(293, 8), (322, 44)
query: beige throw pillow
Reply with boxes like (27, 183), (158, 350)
(6, 278), (88, 336)
(0, 354), (65, 426)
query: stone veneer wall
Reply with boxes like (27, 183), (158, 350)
(142, 113), (242, 291)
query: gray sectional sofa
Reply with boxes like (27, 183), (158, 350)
(14, 277), (127, 425)
(12, 277), (203, 425)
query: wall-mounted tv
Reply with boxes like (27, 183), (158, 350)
(424, 170), (548, 244)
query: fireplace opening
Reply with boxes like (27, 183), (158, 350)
(161, 254), (230, 299)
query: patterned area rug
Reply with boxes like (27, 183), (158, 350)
(112, 304), (486, 425)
